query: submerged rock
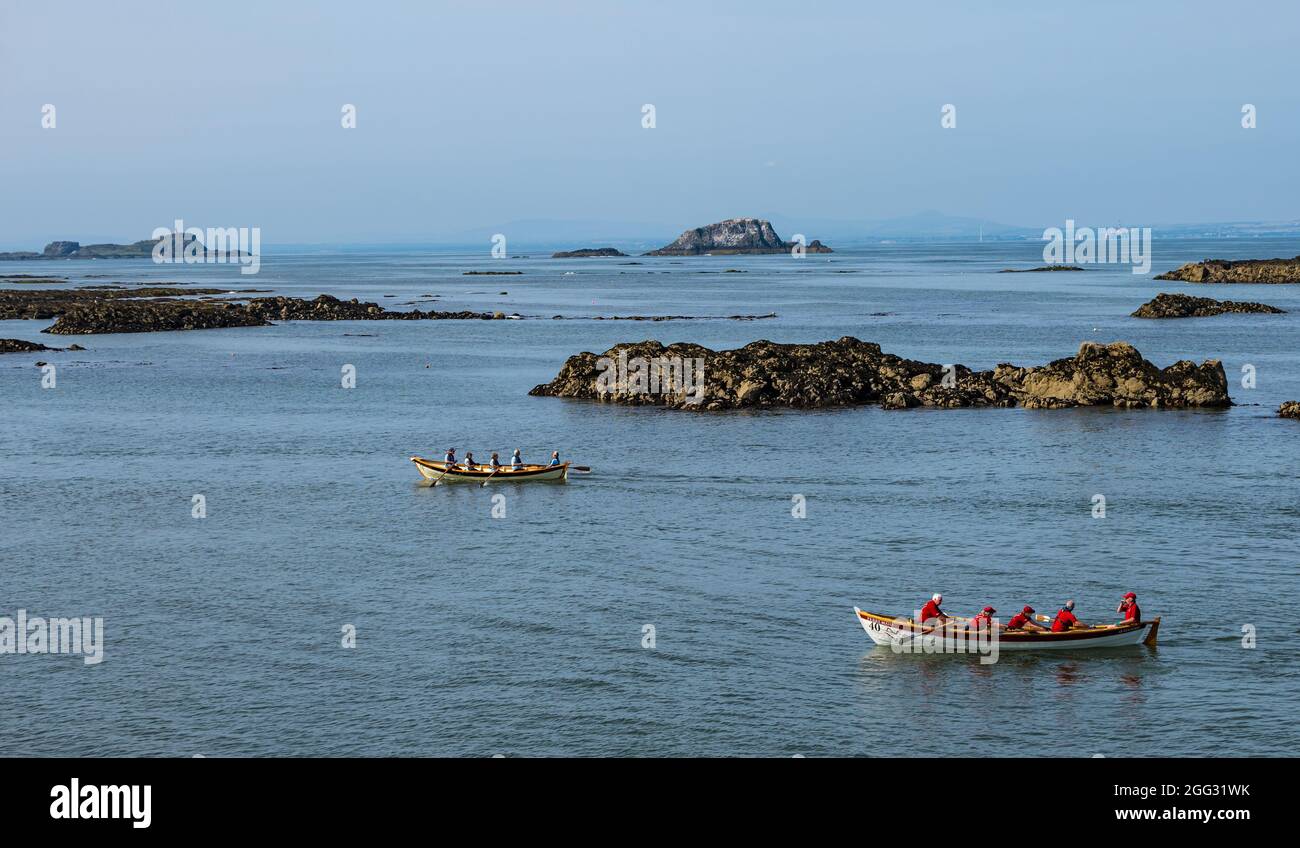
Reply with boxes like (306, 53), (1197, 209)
(1155, 256), (1300, 284)
(998, 265), (1084, 273)
(644, 218), (831, 256)
(530, 338), (1230, 411)
(1132, 293), (1285, 319)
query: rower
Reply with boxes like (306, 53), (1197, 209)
(463, 451), (477, 470)
(444, 448), (458, 467)
(1005, 605), (1043, 631)
(1116, 592), (1140, 623)
(1051, 600), (1086, 632)
(511, 449), (523, 470)
(489, 452), (502, 469)
(919, 593), (947, 625)
(548, 451), (561, 467)
(967, 606), (996, 631)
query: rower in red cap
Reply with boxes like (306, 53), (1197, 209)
(967, 606), (996, 631)
(1116, 592), (1140, 623)
(1005, 605), (1044, 631)
(1051, 599), (1086, 632)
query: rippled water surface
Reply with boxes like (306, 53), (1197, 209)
(3, 238), (1298, 756)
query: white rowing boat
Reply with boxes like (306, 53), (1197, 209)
(853, 607), (1159, 650)
(410, 456), (570, 484)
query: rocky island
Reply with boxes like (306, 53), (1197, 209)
(1155, 256), (1300, 284)
(1279, 401), (1300, 419)
(1131, 293), (1285, 319)
(531, 338), (1229, 411)
(644, 218), (831, 256)
(0, 236), (246, 261)
(551, 247), (629, 258)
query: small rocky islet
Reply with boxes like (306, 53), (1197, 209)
(531, 337), (1230, 411)
(551, 247), (628, 258)
(644, 218), (831, 256)
(1279, 402), (1300, 419)
(1154, 256), (1300, 284)
(1131, 293), (1285, 319)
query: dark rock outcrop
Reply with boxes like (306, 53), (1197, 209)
(2, 287), (508, 335)
(551, 247), (628, 258)
(43, 241), (82, 257)
(1, 287), (233, 321)
(49, 300), (272, 334)
(530, 338), (1230, 411)
(645, 218), (832, 256)
(1280, 401), (1300, 419)
(1132, 293), (1286, 319)
(1155, 256), (1300, 284)
(0, 338), (56, 354)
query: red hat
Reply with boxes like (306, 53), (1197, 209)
(1023, 605), (1035, 615)
(1123, 592), (1136, 600)
(983, 606), (996, 613)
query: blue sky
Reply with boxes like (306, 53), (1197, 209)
(1, 1), (1296, 245)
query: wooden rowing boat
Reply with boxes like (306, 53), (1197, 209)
(410, 456), (570, 484)
(853, 607), (1160, 650)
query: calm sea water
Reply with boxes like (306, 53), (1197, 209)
(2, 237), (1298, 757)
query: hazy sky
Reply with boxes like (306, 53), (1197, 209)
(1, 1), (1297, 246)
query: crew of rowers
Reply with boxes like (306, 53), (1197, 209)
(918, 592), (1141, 631)
(441, 448), (562, 471)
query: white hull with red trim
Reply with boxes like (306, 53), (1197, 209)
(410, 456), (569, 483)
(853, 607), (1159, 650)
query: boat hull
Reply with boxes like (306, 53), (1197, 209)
(410, 456), (569, 484)
(853, 607), (1158, 651)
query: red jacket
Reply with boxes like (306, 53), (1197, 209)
(968, 612), (993, 630)
(1052, 609), (1079, 632)
(1007, 612), (1032, 629)
(1123, 602), (1140, 622)
(920, 600), (944, 622)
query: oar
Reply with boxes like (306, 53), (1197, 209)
(430, 464), (455, 487)
(480, 467), (500, 487)
(570, 465), (592, 473)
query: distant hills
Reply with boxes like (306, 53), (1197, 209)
(444, 212), (1300, 249)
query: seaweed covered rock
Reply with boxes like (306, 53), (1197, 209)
(1132, 293), (1284, 318)
(530, 338), (1230, 411)
(1154, 257), (1300, 284)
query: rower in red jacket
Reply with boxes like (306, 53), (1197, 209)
(919, 593), (947, 625)
(1005, 605), (1044, 631)
(1117, 592), (1140, 623)
(967, 606), (996, 631)
(1051, 599), (1086, 632)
